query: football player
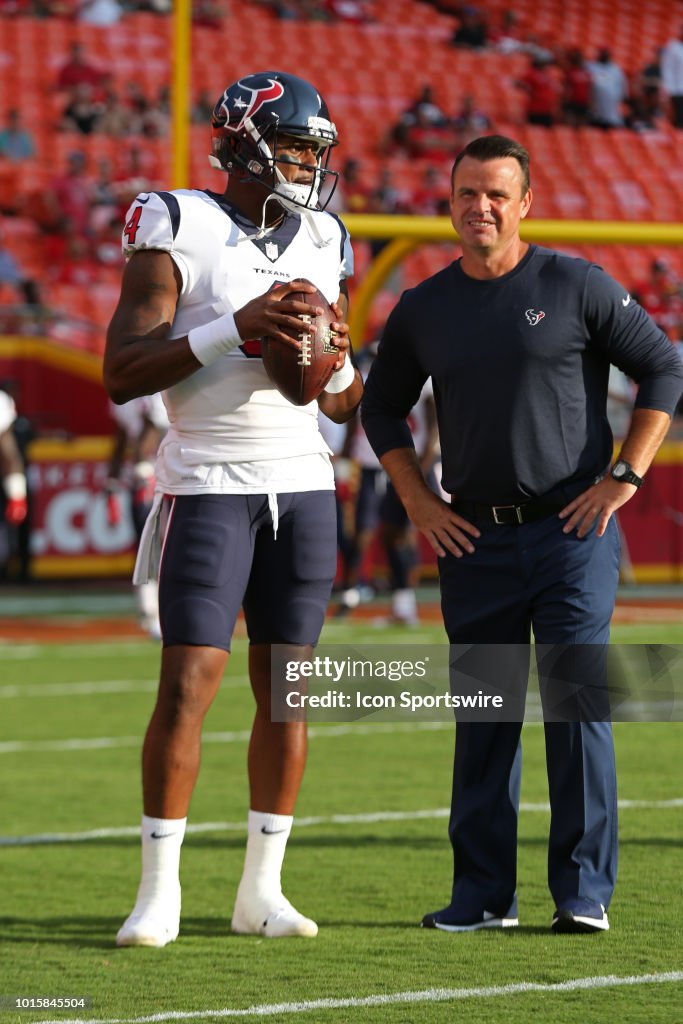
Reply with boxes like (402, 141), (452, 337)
(0, 388), (28, 578)
(104, 71), (362, 947)
(105, 393), (169, 638)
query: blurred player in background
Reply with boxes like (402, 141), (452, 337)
(105, 393), (169, 637)
(0, 388), (28, 579)
(316, 407), (355, 592)
(103, 70), (361, 948)
(377, 380), (439, 625)
(336, 343), (386, 612)
(338, 345), (439, 624)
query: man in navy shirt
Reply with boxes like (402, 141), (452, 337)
(361, 135), (683, 935)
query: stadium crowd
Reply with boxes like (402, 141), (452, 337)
(1, 0), (683, 583)
(1, 2), (683, 338)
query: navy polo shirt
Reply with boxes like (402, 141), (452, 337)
(361, 245), (683, 504)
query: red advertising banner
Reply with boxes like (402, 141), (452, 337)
(21, 437), (683, 582)
(27, 437), (136, 578)
(361, 442), (683, 586)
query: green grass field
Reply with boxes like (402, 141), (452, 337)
(1, 606), (682, 1024)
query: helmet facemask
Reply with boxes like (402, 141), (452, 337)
(270, 129), (338, 213)
(210, 102), (339, 212)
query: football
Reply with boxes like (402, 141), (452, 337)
(261, 282), (340, 406)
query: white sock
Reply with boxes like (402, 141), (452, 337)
(392, 588), (418, 622)
(136, 814), (186, 905)
(232, 811), (318, 937)
(237, 810), (293, 902)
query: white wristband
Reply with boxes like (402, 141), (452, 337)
(4, 471), (27, 501)
(187, 311), (242, 366)
(324, 358), (356, 394)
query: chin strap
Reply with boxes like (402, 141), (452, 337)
(208, 153), (334, 248)
(234, 192), (286, 244)
(305, 210), (334, 248)
(233, 191), (333, 248)
(270, 172), (334, 247)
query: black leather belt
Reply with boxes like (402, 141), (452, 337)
(451, 497), (565, 525)
(451, 476), (599, 526)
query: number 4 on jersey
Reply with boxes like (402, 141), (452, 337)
(124, 206), (143, 245)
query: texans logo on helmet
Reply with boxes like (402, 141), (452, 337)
(233, 78), (285, 132)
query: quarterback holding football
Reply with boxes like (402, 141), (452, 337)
(103, 70), (362, 948)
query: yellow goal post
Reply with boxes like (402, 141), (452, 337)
(342, 214), (683, 346)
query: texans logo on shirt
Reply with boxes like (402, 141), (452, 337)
(525, 308), (546, 326)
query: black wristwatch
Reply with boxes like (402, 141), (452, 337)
(611, 459), (643, 488)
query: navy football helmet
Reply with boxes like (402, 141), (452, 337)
(210, 70), (339, 212)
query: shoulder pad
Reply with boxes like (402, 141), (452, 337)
(122, 191), (182, 257)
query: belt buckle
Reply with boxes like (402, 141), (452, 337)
(492, 504), (524, 524)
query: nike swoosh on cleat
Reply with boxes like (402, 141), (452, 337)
(137, 194), (151, 204)
(261, 827), (289, 835)
(150, 831), (179, 839)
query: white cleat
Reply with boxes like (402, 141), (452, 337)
(231, 895), (318, 938)
(116, 895), (180, 948)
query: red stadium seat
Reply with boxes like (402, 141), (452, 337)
(1, 1), (681, 348)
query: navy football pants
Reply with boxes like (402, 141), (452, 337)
(158, 491), (337, 651)
(438, 514), (621, 914)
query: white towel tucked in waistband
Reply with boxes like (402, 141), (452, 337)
(133, 492), (164, 585)
(268, 492), (279, 539)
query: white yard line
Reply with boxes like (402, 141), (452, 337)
(0, 732), (246, 754)
(2, 799), (681, 847)
(0, 720), (455, 754)
(1, 716), (681, 755)
(0, 644), (43, 657)
(0, 642), (157, 658)
(0, 676), (249, 698)
(35, 971), (683, 1024)
(0, 680), (159, 698)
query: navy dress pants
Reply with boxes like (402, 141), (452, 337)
(437, 514), (621, 915)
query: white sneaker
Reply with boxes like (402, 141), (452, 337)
(231, 894), (318, 938)
(116, 891), (181, 948)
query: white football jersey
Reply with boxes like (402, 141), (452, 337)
(0, 390), (17, 435)
(122, 189), (353, 493)
(406, 379), (436, 459)
(110, 394), (170, 439)
(110, 397), (147, 440)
